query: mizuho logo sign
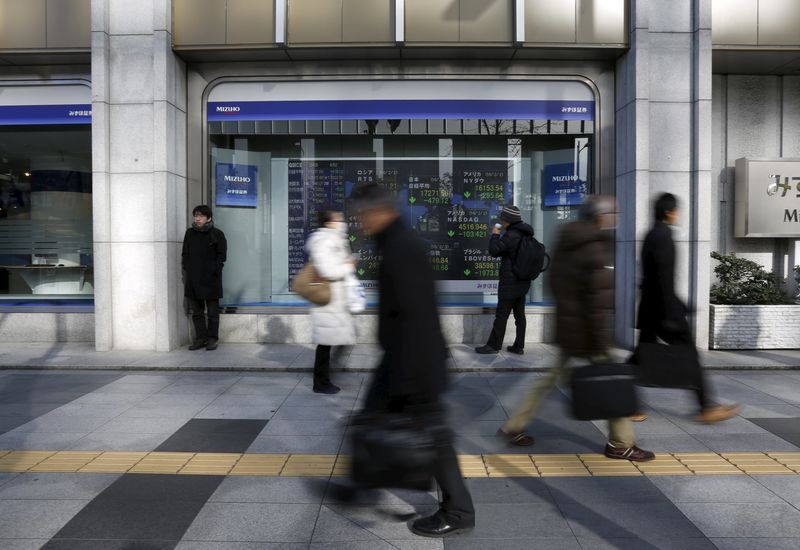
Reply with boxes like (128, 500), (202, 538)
(223, 175), (251, 183)
(766, 174), (800, 198)
(215, 106), (240, 113)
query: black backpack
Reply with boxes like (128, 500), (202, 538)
(512, 233), (550, 281)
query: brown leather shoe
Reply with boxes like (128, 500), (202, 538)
(629, 411), (649, 422)
(497, 428), (535, 446)
(604, 443), (655, 461)
(695, 404), (741, 424)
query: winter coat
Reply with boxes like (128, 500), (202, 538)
(305, 227), (357, 346)
(489, 221), (534, 300)
(549, 220), (613, 357)
(374, 217), (448, 401)
(637, 221), (689, 334)
(182, 223), (227, 300)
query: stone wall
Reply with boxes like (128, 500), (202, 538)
(0, 313), (94, 343)
(709, 304), (800, 349)
(217, 309), (556, 345)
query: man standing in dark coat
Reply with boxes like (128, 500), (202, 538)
(351, 183), (475, 538)
(498, 196), (654, 461)
(475, 205), (534, 355)
(637, 193), (739, 423)
(182, 205), (227, 351)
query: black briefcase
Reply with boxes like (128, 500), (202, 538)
(570, 364), (639, 421)
(634, 343), (701, 389)
(349, 413), (438, 491)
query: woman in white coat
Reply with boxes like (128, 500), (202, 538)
(305, 209), (358, 394)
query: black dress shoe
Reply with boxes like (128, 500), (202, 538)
(206, 338), (218, 351)
(188, 340), (207, 351)
(506, 345), (524, 355)
(411, 511), (474, 538)
(313, 383), (341, 394)
(474, 345), (499, 354)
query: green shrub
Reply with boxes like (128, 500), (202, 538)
(710, 251), (787, 305)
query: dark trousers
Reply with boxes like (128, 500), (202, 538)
(486, 295), (526, 350)
(361, 355), (475, 525)
(187, 298), (220, 342)
(639, 326), (712, 409)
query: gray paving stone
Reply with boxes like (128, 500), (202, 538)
(0, 540), (50, 550)
(751, 475), (800, 508)
(633, 434), (711, 453)
(464, 478), (554, 505)
(46, 403), (133, 418)
(560, 502), (706, 540)
(575, 538), (717, 550)
(0, 473), (119, 500)
(323, 485), (438, 506)
(709, 538), (800, 550)
(92, 416), (188, 434)
(0, 473), (19, 487)
(667, 416), (767, 435)
(209, 476), (327, 504)
(137, 394), (219, 407)
(447, 539), (580, 550)
(676, 502), (800, 537)
(262, 420), (345, 436)
(11, 415), (112, 434)
(650, 475), (784, 503)
(0, 499), (89, 538)
(462, 503), (573, 539)
(176, 543), (307, 550)
(271, 405), (351, 421)
(736, 404), (800, 418)
(314, 541), (443, 550)
(246, 435), (344, 454)
(182, 502), (320, 542)
(0, 431), (86, 450)
(68, 431), (171, 451)
(117, 404), (206, 419)
(320, 504), (438, 541)
(194, 405), (277, 420)
(543, 477), (667, 506)
(692, 433), (800, 452)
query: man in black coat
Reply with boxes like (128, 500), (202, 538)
(352, 183), (474, 538)
(637, 193), (739, 423)
(475, 205), (533, 355)
(182, 205), (227, 351)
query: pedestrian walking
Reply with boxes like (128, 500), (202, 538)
(305, 208), (358, 394)
(635, 193), (740, 423)
(475, 205), (535, 355)
(182, 205), (227, 351)
(349, 183), (475, 538)
(498, 196), (655, 461)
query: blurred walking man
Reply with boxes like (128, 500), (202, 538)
(352, 183), (475, 538)
(498, 196), (655, 461)
(637, 193), (740, 423)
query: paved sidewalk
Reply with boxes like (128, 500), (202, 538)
(1, 342), (800, 371)
(0, 368), (800, 548)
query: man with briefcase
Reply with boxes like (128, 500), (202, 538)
(635, 193), (740, 423)
(498, 196), (654, 461)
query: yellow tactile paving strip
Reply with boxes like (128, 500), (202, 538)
(1, 451), (799, 477)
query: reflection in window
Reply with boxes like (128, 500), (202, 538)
(0, 125), (93, 300)
(208, 118), (592, 307)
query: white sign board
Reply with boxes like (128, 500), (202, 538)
(735, 158), (800, 238)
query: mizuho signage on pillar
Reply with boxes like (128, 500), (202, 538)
(735, 158), (800, 238)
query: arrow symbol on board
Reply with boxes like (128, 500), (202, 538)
(463, 191), (471, 198)
(447, 230), (455, 237)
(357, 268), (365, 276)
(348, 235), (356, 242)
(408, 196), (417, 204)
(463, 269), (471, 276)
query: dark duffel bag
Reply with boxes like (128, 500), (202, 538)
(570, 363), (639, 421)
(349, 413), (439, 491)
(634, 342), (701, 389)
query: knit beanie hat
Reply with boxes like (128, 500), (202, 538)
(500, 205), (522, 224)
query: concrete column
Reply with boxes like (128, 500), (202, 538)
(615, 0), (713, 348)
(91, 0), (188, 351)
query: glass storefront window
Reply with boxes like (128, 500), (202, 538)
(0, 117), (93, 302)
(206, 82), (595, 308)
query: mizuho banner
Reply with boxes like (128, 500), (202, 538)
(215, 163), (258, 208)
(735, 158), (800, 238)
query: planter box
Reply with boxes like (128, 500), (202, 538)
(710, 304), (800, 349)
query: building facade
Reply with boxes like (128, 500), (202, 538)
(0, 0), (798, 351)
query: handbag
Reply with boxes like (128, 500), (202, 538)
(570, 363), (639, 421)
(290, 262), (331, 306)
(634, 342), (701, 389)
(349, 413), (439, 491)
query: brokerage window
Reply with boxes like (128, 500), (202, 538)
(208, 95), (593, 307)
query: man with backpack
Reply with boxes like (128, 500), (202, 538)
(475, 205), (546, 355)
